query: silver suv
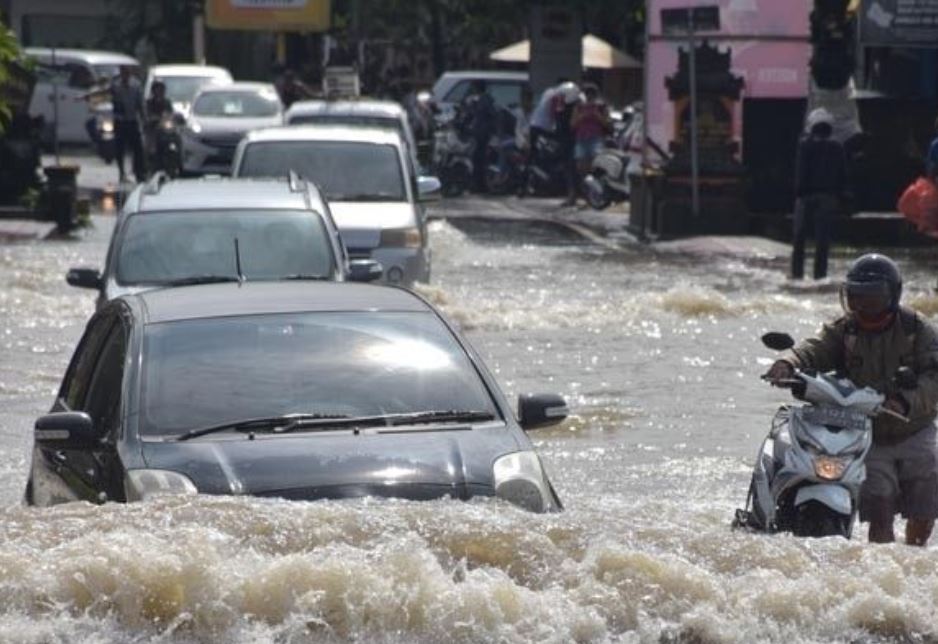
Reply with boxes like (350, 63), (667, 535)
(66, 175), (382, 309)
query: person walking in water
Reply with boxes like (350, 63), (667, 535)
(791, 108), (846, 281)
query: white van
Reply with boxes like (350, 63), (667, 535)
(26, 48), (140, 145)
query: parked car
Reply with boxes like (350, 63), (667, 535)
(232, 125), (440, 286)
(25, 48), (140, 146)
(143, 64), (233, 118)
(284, 98), (421, 174)
(65, 175), (381, 309)
(431, 70), (528, 115)
(25, 281), (567, 512)
(179, 82), (282, 175)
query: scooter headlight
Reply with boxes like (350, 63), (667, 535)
(125, 469), (198, 501)
(813, 456), (848, 481)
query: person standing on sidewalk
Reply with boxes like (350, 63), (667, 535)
(461, 80), (496, 194)
(791, 108), (846, 280)
(111, 66), (146, 183)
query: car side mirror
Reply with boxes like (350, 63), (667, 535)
(896, 366), (918, 390)
(348, 259), (383, 282)
(518, 393), (568, 430)
(66, 267), (102, 290)
(35, 411), (103, 448)
(417, 176), (442, 202)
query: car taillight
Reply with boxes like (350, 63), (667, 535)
(380, 227), (422, 248)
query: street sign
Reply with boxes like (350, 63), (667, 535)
(206, 0), (331, 32)
(660, 6), (721, 35)
(860, 0), (938, 47)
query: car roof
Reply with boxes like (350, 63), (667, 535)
(134, 282), (429, 324)
(437, 70), (529, 82)
(285, 99), (405, 120)
(244, 125), (404, 146)
(149, 64), (232, 79)
(128, 177), (328, 215)
(25, 48), (139, 66)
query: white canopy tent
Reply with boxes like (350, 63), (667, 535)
(489, 34), (641, 70)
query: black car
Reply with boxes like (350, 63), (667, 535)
(27, 282), (566, 511)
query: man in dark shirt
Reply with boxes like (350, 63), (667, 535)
(791, 108), (846, 280)
(461, 80), (496, 193)
(111, 66), (146, 183)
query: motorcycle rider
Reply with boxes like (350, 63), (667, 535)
(764, 254), (938, 546)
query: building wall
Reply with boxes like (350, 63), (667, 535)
(7, 0), (112, 48)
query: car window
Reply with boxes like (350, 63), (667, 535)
(239, 141), (406, 201)
(287, 114), (401, 139)
(35, 62), (70, 86)
(61, 314), (115, 410)
(140, 312), (498, 436)
(66, 64), (95, 89)
(157, 76), (217, 102)
(93, 64), (136, 84)
(115, 210), (337, 285)
(443, 81), (470, 104)
(193, 90), (280, 117)
(488, 82), (524, 108)
(83, 321), (127, 436)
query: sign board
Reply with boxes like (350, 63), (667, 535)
(206, 0), (331, 32)
(860, 0), (938, 46)
(528, 6), (583, 97)
(650, 0), (809, 38)
(661, 6), (722, 34)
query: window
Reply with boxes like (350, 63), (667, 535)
(83, 323), (128, 436)
(62, 315), (115, 410)
(140, 312), (498, 436)
(193, 90), (280, 117)
(444, 80), (524, 108)
(238, 141), (406, 201)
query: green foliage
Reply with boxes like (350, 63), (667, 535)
(0, 13), (24, 133)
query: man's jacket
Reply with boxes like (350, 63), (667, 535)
(784, 307), (938, 444)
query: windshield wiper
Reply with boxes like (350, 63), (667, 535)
(176, 413), (352, 441)
(281, 273), (331, 281)
(384, 410), (497, 426)
(161, 275), (241, 287)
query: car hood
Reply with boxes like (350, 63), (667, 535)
(189, 115), (281, 137)
(329, 201), (417, 249)
(140, 424), (520, 501)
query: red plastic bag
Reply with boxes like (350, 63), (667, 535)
(898, 177), (938, 237)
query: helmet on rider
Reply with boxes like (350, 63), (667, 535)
(558, 81), (582, 105)
(840, 253), (902, 331)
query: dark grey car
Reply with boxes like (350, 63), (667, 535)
(27, 282), (567, 511)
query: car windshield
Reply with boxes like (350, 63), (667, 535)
(158, 76), (219, 103)
(238, 141), (406, 201)
(193, 90), (280, 117)
(115, 210), (336, 285)
(288, 114), (403, 137)
(93, 64), (136, 84)
(140, 312), (499, 436)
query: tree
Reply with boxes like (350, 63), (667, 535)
(0, 14), (28, 135)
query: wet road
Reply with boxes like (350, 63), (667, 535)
(2, 205), (938, 642)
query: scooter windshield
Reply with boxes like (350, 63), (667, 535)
(799, 372), (883, 415)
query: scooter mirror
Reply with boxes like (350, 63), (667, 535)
(895, 366), (918, 390)
(761, 332), (795, 351)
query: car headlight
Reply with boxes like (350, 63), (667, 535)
(380, 227), (422, 248)
(125, 469), (198, 502)
(493, 451), (555, 513)
(187, 122), (202, 135)
(813, 456), (849, 481)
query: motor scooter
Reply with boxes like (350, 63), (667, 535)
(733, 331), (913, 538)
(583, 117), (637, 210)
(148, 114), (181, 178)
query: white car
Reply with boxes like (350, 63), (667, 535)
(284, 99), (421, 174)
(232, 125), (441, 286)
(179, 82), (283, 175)
(431, 70), (528, 113)
(143, 64), (233, 118)
(25, 48), (140, 145)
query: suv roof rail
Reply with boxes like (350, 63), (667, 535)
(142, 171), (171, 195)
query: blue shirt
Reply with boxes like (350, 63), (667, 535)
(928, 138), (938, 175)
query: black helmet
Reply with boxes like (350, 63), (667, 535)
(840, 253), (902, 322)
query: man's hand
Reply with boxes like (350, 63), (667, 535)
(763, 359), (795, 384)
(884, 394), (910, 416)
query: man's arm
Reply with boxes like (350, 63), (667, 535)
(786, 321), (845, 373)
(904, 318), (938, 419)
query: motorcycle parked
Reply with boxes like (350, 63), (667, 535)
(522, 134), (569, 197)
(583, 116), (638, 210)
(733, 331), (912, 538)
(431, 111), (473, 198)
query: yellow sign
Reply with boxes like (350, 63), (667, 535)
(206, 0), (331, 32)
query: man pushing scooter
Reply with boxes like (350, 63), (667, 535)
(765, 254), (938, 546)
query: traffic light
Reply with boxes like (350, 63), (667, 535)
(810, 0), (855, 90)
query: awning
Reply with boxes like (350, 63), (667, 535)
(489, 34), (642, 70)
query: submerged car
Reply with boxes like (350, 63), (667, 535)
(232, 125), (439, 286)
(65, 175), (381, 309)
(26, 282), (567, 512)
(180, 82), (283, 174)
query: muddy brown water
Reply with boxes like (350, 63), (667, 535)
(1, 213), (938, 642)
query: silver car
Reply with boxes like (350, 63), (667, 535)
(180, 82), (283, 175)
(232, 125), (440, 286)
(65, 175), (382, 310)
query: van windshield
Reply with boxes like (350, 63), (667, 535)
(238, 141), (407, 202)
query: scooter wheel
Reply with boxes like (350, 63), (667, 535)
(792, 501), (851, 538)
(585, 178), (612, 210)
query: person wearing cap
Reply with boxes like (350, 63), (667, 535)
(791, 108), (847, 280)
(764, 253), (938, 546)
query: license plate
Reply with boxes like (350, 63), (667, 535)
(800, 406), (867, 431)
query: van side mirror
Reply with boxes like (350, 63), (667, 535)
(348, 259), (383, 282)
(35, 412), (103, 448)
(66, 267), (102, 290)
(417, 176), (442, 202)
(518, 393), (568, 430)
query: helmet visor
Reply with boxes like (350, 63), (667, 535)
(840, 280), (892, 317)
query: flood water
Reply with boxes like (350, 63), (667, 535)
(2, 210), (938, 642)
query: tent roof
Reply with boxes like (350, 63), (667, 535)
(489, 34), (641, 70)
